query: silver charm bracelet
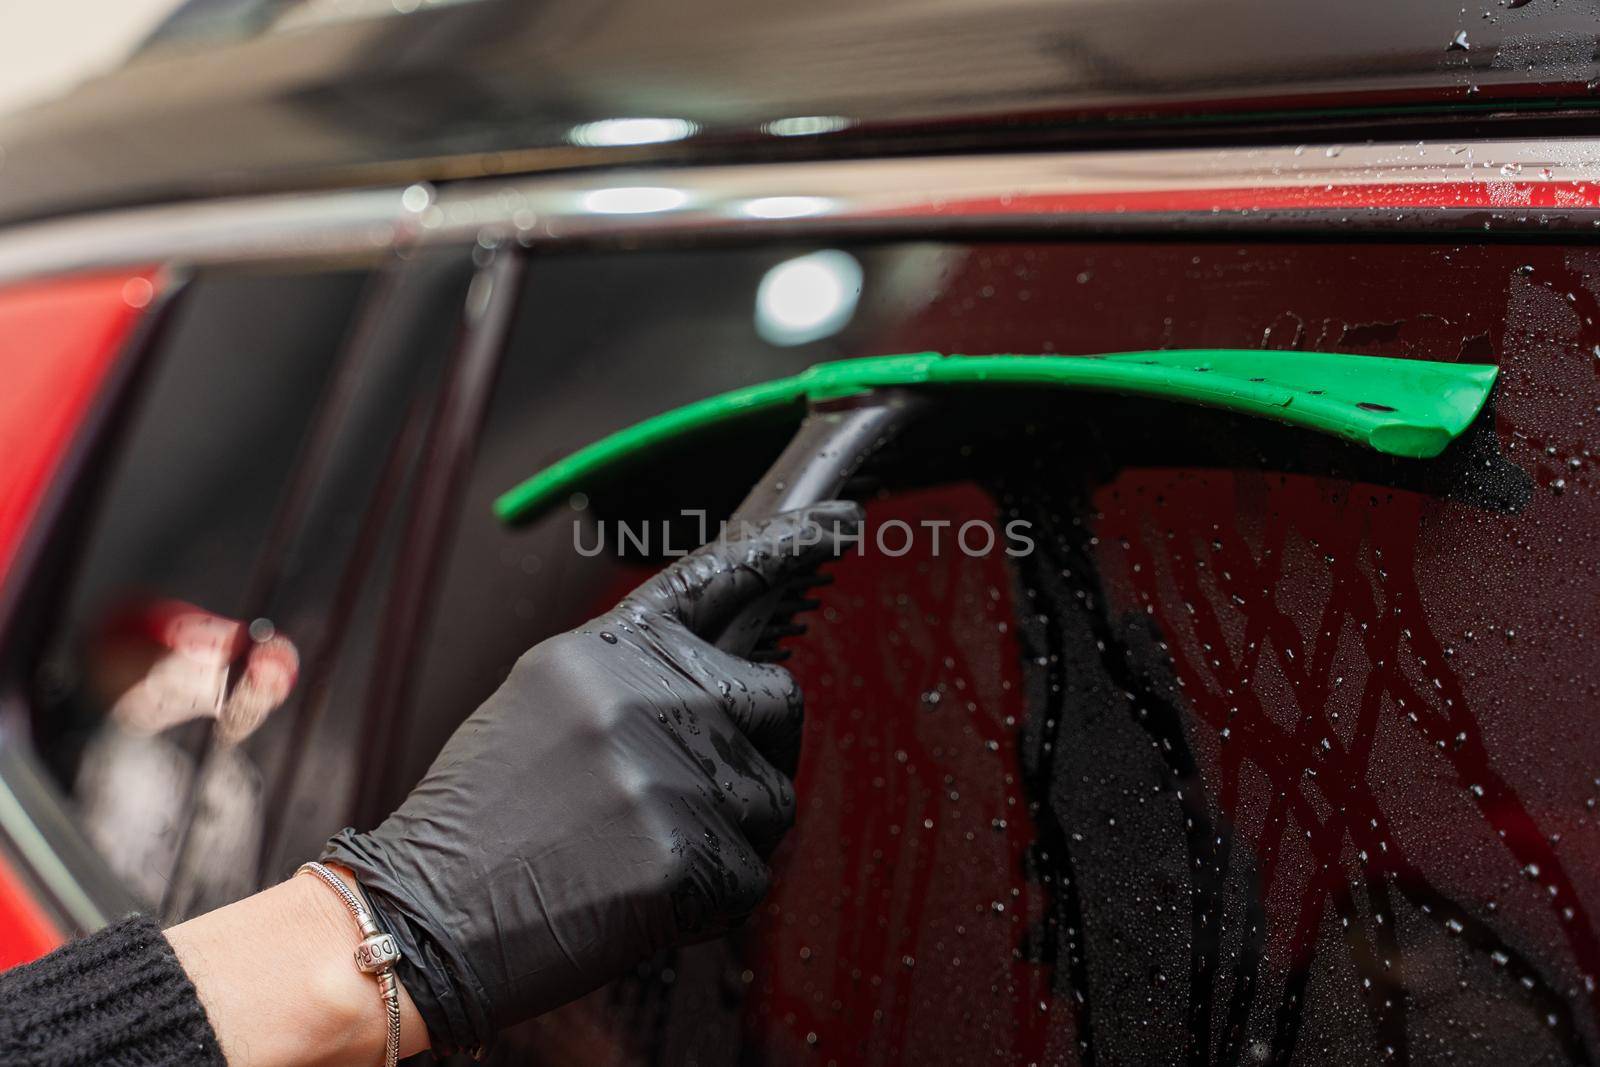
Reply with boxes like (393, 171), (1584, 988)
(296, 861), (405, 1067)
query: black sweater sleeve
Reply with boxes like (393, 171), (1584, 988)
(0, 914), (225, 1066)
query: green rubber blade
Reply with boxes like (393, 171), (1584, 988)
(494, 350), (1498, 526)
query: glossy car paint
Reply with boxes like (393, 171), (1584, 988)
(0, 848), (59, 968)
(4, 1), (1600, 222)
(0, 271), (158, 583)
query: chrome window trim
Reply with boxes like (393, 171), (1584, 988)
(0, 138), (1596, 285)
(0, 728), (136, 932)
(0, 188), (416, 286)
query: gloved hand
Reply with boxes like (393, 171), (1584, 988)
(323, 502), (864, 1053)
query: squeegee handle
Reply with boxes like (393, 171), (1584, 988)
(712, 390), (924, 658)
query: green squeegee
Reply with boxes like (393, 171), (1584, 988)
(495, 350), (1499, 527)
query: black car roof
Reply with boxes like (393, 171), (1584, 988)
(0, 0), (1597, 224)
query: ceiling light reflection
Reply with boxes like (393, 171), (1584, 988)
(581, 186), (690, 215)
(567, 117), (698, 147)
(741, 196), (834, 219)
(762, 115), (852, 137)
(755, 250), (863, 346)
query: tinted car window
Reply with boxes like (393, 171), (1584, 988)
(405, 239), (1594, 1066)
(26, 238), (1591, 1065)
(390, 243), (956, 804)
(28, 267), (370, 909)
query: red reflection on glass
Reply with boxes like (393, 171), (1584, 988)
(0, 269), (160, 583)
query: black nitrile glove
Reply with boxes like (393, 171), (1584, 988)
(323, 502), (864, 1053)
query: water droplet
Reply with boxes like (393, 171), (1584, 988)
(400, 183), (433, 212)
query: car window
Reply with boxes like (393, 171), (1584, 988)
(22, 237), (1592, 1066)
(390, 243), (957, 805)
(27, 266), (372, 911)
(404, 239), (1593, 1066)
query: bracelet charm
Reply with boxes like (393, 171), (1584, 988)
(356, 932), (401, 973)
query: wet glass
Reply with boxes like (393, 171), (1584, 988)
(430, 240), (1600, 1065)
(28, 239), (1599, 1065)
(29, 268), (367, 910)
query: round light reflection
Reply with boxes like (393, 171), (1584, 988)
(755, 250), (863, 346)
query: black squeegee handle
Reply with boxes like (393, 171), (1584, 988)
(711, 389), (924, 659)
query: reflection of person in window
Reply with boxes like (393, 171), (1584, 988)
(0, 505), (860, 1067)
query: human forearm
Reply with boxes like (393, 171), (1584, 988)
(166, 864), (428, 1067)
